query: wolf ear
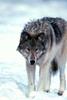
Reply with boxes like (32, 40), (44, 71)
(38, 33), (45, 41)
(21, 31), (29, 41)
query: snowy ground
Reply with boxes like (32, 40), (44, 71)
(0, 57), (67, 100)
(0, 0), (67, 100)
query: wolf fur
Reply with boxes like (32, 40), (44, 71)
(17, 17), (67, 95)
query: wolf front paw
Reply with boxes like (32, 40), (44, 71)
(29, 91), (37, 98)
(45, 90), (50, 93)
(58, 91), (64, 96)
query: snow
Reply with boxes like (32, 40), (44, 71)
(0, 0), (67, 100)
(0, 62), (67, 100)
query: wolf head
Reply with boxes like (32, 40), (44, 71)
(17, 19), (53, 65)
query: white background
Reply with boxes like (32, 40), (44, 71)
(0, 0), (67, 100)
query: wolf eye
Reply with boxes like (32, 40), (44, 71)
(25, 48), (30, 53)
(26, 47), (30, 51)
(35, 48), (39, 53)
(35, 48), (38, 51)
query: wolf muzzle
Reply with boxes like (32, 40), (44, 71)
(30, 60), (35, 65)
(30, 52), (36, 65)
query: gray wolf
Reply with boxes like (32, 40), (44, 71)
(17, 17), (67, 96)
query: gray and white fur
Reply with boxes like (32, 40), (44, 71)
(17, 17), (67, 96)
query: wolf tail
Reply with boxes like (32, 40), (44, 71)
(51, 59), (58, 75)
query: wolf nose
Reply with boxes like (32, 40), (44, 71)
(30, 60), (35, 65)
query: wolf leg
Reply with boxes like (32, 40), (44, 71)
(26, 61), (36, 94)
(57, 47), (66, 95)
(58, 65), (66, 95)
(38, 63), (51, 92)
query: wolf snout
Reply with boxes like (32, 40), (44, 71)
(30, 60), (35, 65)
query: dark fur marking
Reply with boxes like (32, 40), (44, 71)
(42, 17), (65, 44)
(21, 31), (31, 41)
(51, 59), (58, 74)
(51, 22), (63, 44)
(30, 38), (36, 47)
